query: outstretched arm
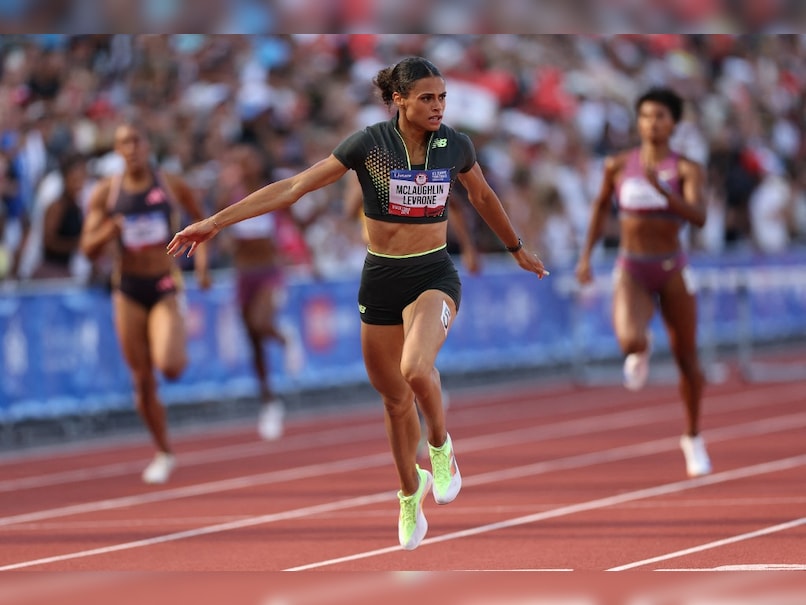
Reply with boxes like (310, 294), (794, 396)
(458, 163), (548, 279)
(168, 155), (348, 258)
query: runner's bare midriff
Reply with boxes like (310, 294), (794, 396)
(619, 213), (682, 256)
(365, 218), (448, 256)
(231, 237), (277, 270)
(120, 246), (177, 276)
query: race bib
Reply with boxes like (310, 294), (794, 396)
(121, 211), (170, 248)
(389, 169), (451, 218)
(619, 178), (668, 211)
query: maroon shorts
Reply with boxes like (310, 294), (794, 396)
(236, 266), (284, 307)
(615, 251), (687, 295)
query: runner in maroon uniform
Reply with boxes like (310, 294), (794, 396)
(575, 87), (712, 478)
(214, 144), (290, 441)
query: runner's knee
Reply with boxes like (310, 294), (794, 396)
(380, 393), (415, 418)
(160, 359), (186, 381)
(130, 371), (157, 405)
(675, 355), (703, 383)
(400, 358), (433, 394)
(618, 332), (648, 355)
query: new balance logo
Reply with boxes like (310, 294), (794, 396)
(431, 138), (448, 149)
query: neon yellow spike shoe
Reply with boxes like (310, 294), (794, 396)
(428, 433), (461, 504)
(397, 465), (433, 550)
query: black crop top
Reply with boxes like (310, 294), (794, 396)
(333, 115), (476, 223)
(107, 168), (178, 251)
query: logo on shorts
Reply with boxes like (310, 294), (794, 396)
(157, 275), (175, 291)
(358, 304), (366, 314)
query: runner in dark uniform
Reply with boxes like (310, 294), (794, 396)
(575, 87), (712, 478)
(80, 120), (211, 485)
(168, 57), (548, 550)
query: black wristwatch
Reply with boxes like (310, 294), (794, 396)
(506, 237), (523, 253)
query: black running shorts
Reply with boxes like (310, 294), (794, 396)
(357, 246), (461, 325)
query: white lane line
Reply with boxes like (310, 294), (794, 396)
(2, 407), (805, 531)
(2, 517), (254, 530)
(0, 386), (640, 490)
(0, 391), (597, 489)
(0, 452), (391, 528)
(1, 378), (799, 491)
(3, 404), (805, 530)
(0, 380), (558, 466)
(658, 564), (806, 571)
(711, 564), (806, 570)
(284, 455), (806, 571)
(465, 410), (806, 487)
(0, 403), (695, 524)
(455, 569), (575, 572)
(2, 439), (804, 571)
(0, 492), (393, 571)
(0, 423), (383, 492)
(607, 518), (806, 571)
(1, 390), (804, 570)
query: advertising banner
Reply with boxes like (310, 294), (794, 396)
(2, 253), (806, 423)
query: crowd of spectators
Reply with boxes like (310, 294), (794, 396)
(0, 34), (804, 285)
(2, 1), (804, 34)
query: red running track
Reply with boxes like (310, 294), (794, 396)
(1, 364), (804, 603)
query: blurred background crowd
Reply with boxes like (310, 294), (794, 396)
(2, 0), (805, 33)
(0, 34), (804, 285)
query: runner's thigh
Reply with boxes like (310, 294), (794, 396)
(659, 271), (698, 355)
(361, 323), (409, 399)
(112, 291), (151, 372)
(401, 289), (456, 371)
(149, 294), (187, 371)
